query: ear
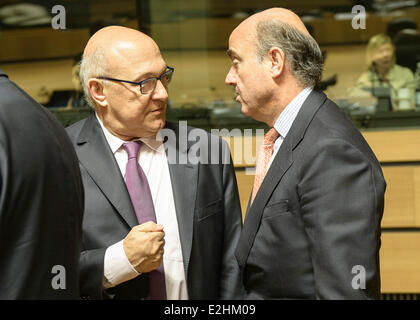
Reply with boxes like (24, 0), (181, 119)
(267, 47), (285, 78)
(87, 79), (107, 108)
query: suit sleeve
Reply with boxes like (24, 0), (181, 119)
(219, 139), (245, 299)
(79, 248), (107, 299)
(298, 138), (384, 299)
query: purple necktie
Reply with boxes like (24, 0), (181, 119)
(123, 141), (166, 300)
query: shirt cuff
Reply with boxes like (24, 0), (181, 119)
(103, 240), (140, 289)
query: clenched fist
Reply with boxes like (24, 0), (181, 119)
(123, 221), (165, 273)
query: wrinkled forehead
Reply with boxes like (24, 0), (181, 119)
(231, 17), (258, 40)
(106, 40), (166, 78)
(228, 21), (258, 57)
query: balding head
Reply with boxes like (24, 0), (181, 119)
(80, 26), (162, 107)
(225, 8), (323, 126)
(79, 26), (170, 140)
(83, 26), (160, 64)
(230, 7), (323, 89)
(234, 7), (310, 38)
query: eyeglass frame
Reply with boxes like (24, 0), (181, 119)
(97, 66), (174, 94)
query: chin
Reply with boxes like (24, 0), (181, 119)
(157, 118), (166, 130)
(151, 118), (166, 133)
(241, 105), (269, 126)
(136, 119), (165, 138)
(240, 104), (249, 116)
(241, 104), (256, 120)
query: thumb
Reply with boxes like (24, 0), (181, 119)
(154, 224), (164, 232)
(136, 221), (157, 232)
(136, 221), (164, 232)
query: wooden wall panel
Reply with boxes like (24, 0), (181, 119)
(381, 166), (417, 228)
(0, 27), (89, 62)
(380, 232), (420, 293)
(415, 167), (420, 227)
(234, 169), (253, 218)
(362, 130), (420, 163)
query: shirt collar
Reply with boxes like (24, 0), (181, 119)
(273, 87), (313, 139)
(95, 113), (164, 154)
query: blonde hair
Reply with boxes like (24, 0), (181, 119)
(366, 34), (396, 67)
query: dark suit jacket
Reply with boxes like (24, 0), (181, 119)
(236, 90), (386, 299)
(66, 114), (244, 299)
(0, 70), (84, 299)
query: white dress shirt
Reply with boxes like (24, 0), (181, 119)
(97, 115), (188, 300)
(268, 87), (313, 169)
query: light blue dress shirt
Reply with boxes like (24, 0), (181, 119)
(268, 87), (313, 169)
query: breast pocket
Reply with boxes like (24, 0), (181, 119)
(196, 199), (223, 222)
(262, 200), (290, 220)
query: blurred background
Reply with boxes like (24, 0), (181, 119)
(1, 0), (420, 299)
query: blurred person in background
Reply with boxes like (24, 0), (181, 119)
(354, 34), (414, 110)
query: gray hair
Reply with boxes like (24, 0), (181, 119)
(256, 19), (323, 89)
(79, 47), (108, 108)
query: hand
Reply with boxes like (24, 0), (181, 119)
(123, 221), (165, 273)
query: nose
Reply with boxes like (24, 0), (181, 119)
(225, 66), (236, 86)
(151, 79), (169, 100)
(380, 48), (392, 59)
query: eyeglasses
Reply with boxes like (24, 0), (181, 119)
(97, 66), (174, 94)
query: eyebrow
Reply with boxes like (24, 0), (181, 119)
(226, 49), (242, 61)
(227, 49), (235, 59)
(133, 66), (167, 82)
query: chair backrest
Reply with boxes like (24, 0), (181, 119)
(393, 29), (420, 73)
(387, 18), (418, 40)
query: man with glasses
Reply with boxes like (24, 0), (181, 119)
(97, 66), (174, 96)
(66, 26), (243, 300)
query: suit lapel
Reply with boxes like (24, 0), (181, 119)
(236, 140), (293, 267)
(236, 90), (328, 267)
(164, 123), (198, 274)
(76, 114), (138, 228)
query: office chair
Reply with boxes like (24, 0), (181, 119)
(386, 18), (418, 40)
(393, 29), (420, 73)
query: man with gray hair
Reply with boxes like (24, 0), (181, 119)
(226, 8), (386, 299)
(67, 26), (243, 300)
